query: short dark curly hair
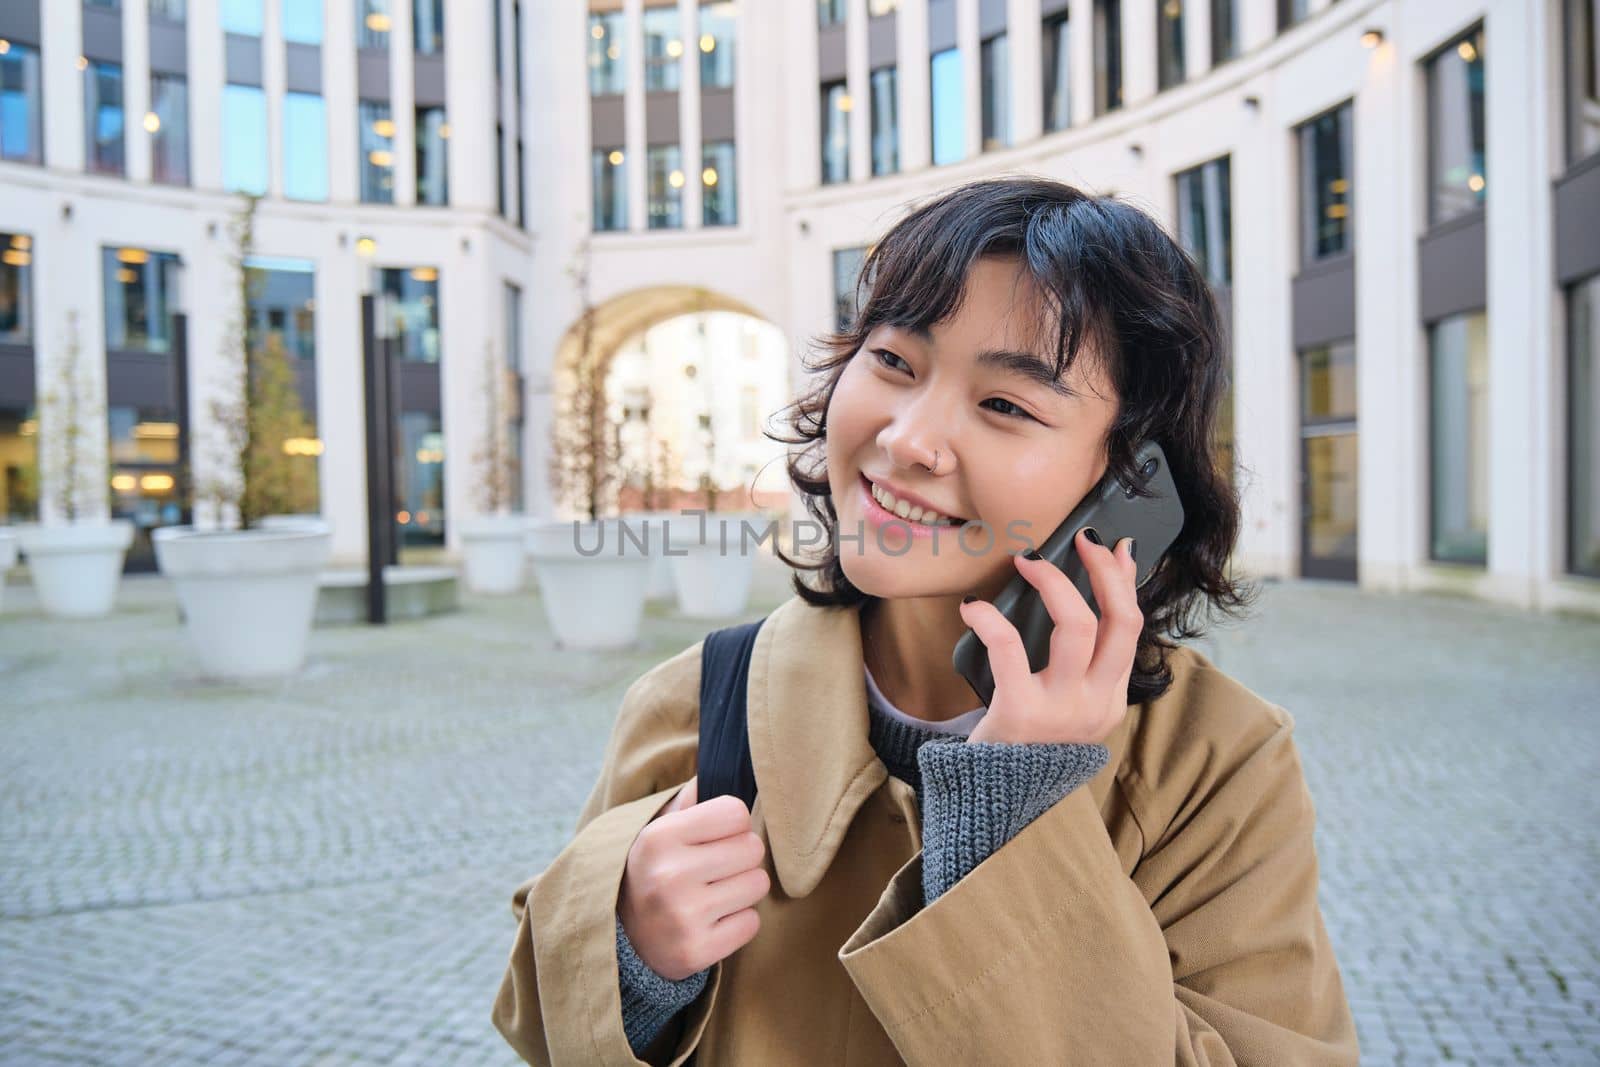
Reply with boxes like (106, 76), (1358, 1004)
(767, 175), (1259, 705)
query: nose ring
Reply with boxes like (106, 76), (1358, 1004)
(926, 449), (941, 475)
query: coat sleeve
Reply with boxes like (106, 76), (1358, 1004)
(836, 711), (1360, 1066)
(491, 641), (720, 1067)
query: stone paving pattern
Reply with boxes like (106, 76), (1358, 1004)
(1, 553), (1596, 1065)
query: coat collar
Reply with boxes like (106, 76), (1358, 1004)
(745, 594), (1137, 899)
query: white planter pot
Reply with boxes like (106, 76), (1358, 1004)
(0, 529), (16, 615)
(669, 511), (768, 619)
(526, 517), (651, 650)
(628, 510), (680, 601)
(457, 514), (529, 595)
(153, 522), (333, 679)
(15, 519), (136, 619)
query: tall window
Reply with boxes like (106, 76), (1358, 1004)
(821, 79), (850, 183)
(102, 247), (181, 354)
(1569, 272), (1600, 577)
(1563, 0), (1599, 164)
(359, 99), (395, 203)
(703, 140), (737, 226)
(700, 2), (736, 89)
(381, 267), (442, 364)
(149, 72), (189, 186)
(981, 33), (1011, 151)
(1427, 310), (1489, 565)
(1043, 12), (1071, 133)
(1211, 0), (1238, 64)
(0, 230), (36, 523)
(647, 143), (683, 229)
(1277, 0), (1311, 31)
(84, 60), (125, 175)
(1158, 0), (1186, 90)
(589, 12), (626, 94)
(243, 257), (319, 510)
(222, 84), (268, 194)
(643, 6), (682, 93)
(1093, 0), (1123, 115)
(1, 233), (33, 345)
(282, 0), (323, 45)
(413, 0), (444, 55)
(1175, 155), (1232, 289)
(870, 65), (899, 175)
(832, 246), (867, 332)
(930, 47), (964, 164)
(416, 106), (449, 205)
(1296, 102), (1353, 264)
(819, 0), (846, 27)
(357, 0), (390, 49)
(150, 0), (187, 18)
(221, 0), (264, 35)
(592, 147), (627, 231)
(1426, 26), (1486, 225)
(283, 92), (328, 201)
(0, 41), (43, 164)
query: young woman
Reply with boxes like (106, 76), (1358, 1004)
(493, 177), (1360, 1065)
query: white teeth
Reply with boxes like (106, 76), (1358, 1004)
(869, 479), (961, 526)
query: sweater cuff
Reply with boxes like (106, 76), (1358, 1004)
(915, 737), (1112, 905)
(616, 912), (712, 1055)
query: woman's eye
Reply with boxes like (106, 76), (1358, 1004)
(872, 348), (910, 373)
(982, 397), (1035, 421)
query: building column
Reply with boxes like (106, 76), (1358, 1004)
(42, 3), (85, 171)
(957, 0), (981, 159)
(124, 0), (152, 184)
(390, 0), (417, 206)
(445, 0), (496, 212)
(847, 0), (871, 181)
(1007, 0), (1043, 144)
(896, 0), (932, 171)
(1068, 0), (1093, 126)
(325, 0), (359, 203)
(1184, 0), (1212, 80)
(262, 0), (286, 199)
(1238, 0), (1275, 53)
(625, 0), (646, 230)
(680, 0), (705, 224)
(1121, 0), (1157, 105)
(187, 0), (223, 189)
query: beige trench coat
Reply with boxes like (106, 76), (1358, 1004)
(492, 593), (1360, 1065)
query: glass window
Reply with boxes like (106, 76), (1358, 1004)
(244, 256), (317, 363)
(1299, 341), (1358, 572)
(416, 106), (449, 205)
(1, 232), (33, 344)
(380, 267), (442, 364)
(398, 410), (445, 545)
(1428, 310), (1489, 565)
(497, 124), (507, 216)
(1296, 102), (1353, 264)
(221, 0), (264, 36)
(819, 0), (846, 28)
(1211, 0), (1238, 64)
(592, 147), (627, 231)
(222, 84), (268, 194)
(643, 7), (682, 93)
(357, 0), (391, 49)
(1093, 0), (1122, 115)
(414, 0), (444, 54)
(150, 0), (187, 20)
(870, 65), (899, 176)
(85, 0), (121, 7)
(1043, 12), (1071, 133)
(0, 404), (38, 524)
(588, 11), (626, 95)
(1569, 272), (1600, 577)
(980, 33), (1011, 151)
(647, 143), (684, 229)
(1425, 25), (1486, 226)
(504, 281), (523, 371)
(149, 72), (189, 186)
(359, 99), (395, 203)
(282, 0), (323, 45)
(85, 60), (125, 176)
(513, 2), (524, 103)
(1277, 0), (1311, 31)
(700, 2), (736, 89)
(821, 79), (850, 182)
(930, 47), (963, 165)
(832, 246), (867, 332)
(1175, 155), (1232, 288)
(108, 403), (183, 561)
(284, 92), (328, 201)
(102, 247), (181, 355)
(0, 41), (43, 164)
(703, 139), (737, 226)
(1563, 0), (1599, 164)
(1301, 341), (1357, 422)
(516, 138), (526, 226)
(1158, 0), (1186, 90)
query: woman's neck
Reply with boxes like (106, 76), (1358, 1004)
(859, 596), (985, 724)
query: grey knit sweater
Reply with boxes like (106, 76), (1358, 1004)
(614, 695), (1111, 1055)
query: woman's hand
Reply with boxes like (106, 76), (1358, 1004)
(960, 528), (1141, 746)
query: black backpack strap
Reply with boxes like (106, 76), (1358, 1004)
(696, 617), (766, 813)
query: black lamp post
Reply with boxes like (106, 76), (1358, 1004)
(169, 257), (192, 528)
(360, 255), (398, 624)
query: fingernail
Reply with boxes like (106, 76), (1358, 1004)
(1082, 526), (1103, 546)
(961, 595), (976, 604)
(1023, 548), (1043, 561)
(1129, 537), (1138, 561)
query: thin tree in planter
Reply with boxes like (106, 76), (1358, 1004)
(548, 235), (623, 522)
(472, 338), (521, 515)
(199, 195), (318, 529)
(39, 310), (106, 523)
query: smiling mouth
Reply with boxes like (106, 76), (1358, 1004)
(861, 473), (967, 527)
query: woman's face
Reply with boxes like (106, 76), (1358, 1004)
(825, 255), (1121, 601)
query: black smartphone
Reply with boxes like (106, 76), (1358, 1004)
(950, 438), (1185, 707)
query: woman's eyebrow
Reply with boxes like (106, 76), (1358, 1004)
(892, 323), (1075, 397)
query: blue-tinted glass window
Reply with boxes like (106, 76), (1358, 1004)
(397, 410), (445, 544)
(380, 267), (442, 364)
(643, 8), (681, 92)
(359, 99), (395, 203)
(221, 0), (264, 36)
(85, 60), (125, 175)
(282, 0), (323, 45)
(703, 139), (737, 226)
(0, 232), (33, 344)
(1426, 26), (1487, 226)
(980, 32), (1011, 151)
(1175, 155), (1232, 288)
(930, 47), (964, 165)
(647, 143), (683, 229)
(0, 42), (43, 164)
(414, 0), (444, 55)
(150, 72), (189, 185)
(284, 92), (328, 202)
(244, 257), (317, 363)
(589, 12), (627, 94)
(222, 84), (268, 194)
(700, 2), (736, 89)
(870, 65), (898, 175)
(818, 0), (845, 27)
(416, 106), (449, 205)
(832, 246), (867, 332)
(150, 0), (187, 19)
(1043, 13), (1070, 132)
(1277, 0), (1311, 31)
(102, 247), (181, 354)
(592, 147), (627, 231)
(821, 79), (849, 183)
(357, 0), (390, 48)
(1296, 102), (1353, 264)
(1428, 310), (1489, 565)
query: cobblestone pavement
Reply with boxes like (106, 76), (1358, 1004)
(1, 554), (1596, 1065)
